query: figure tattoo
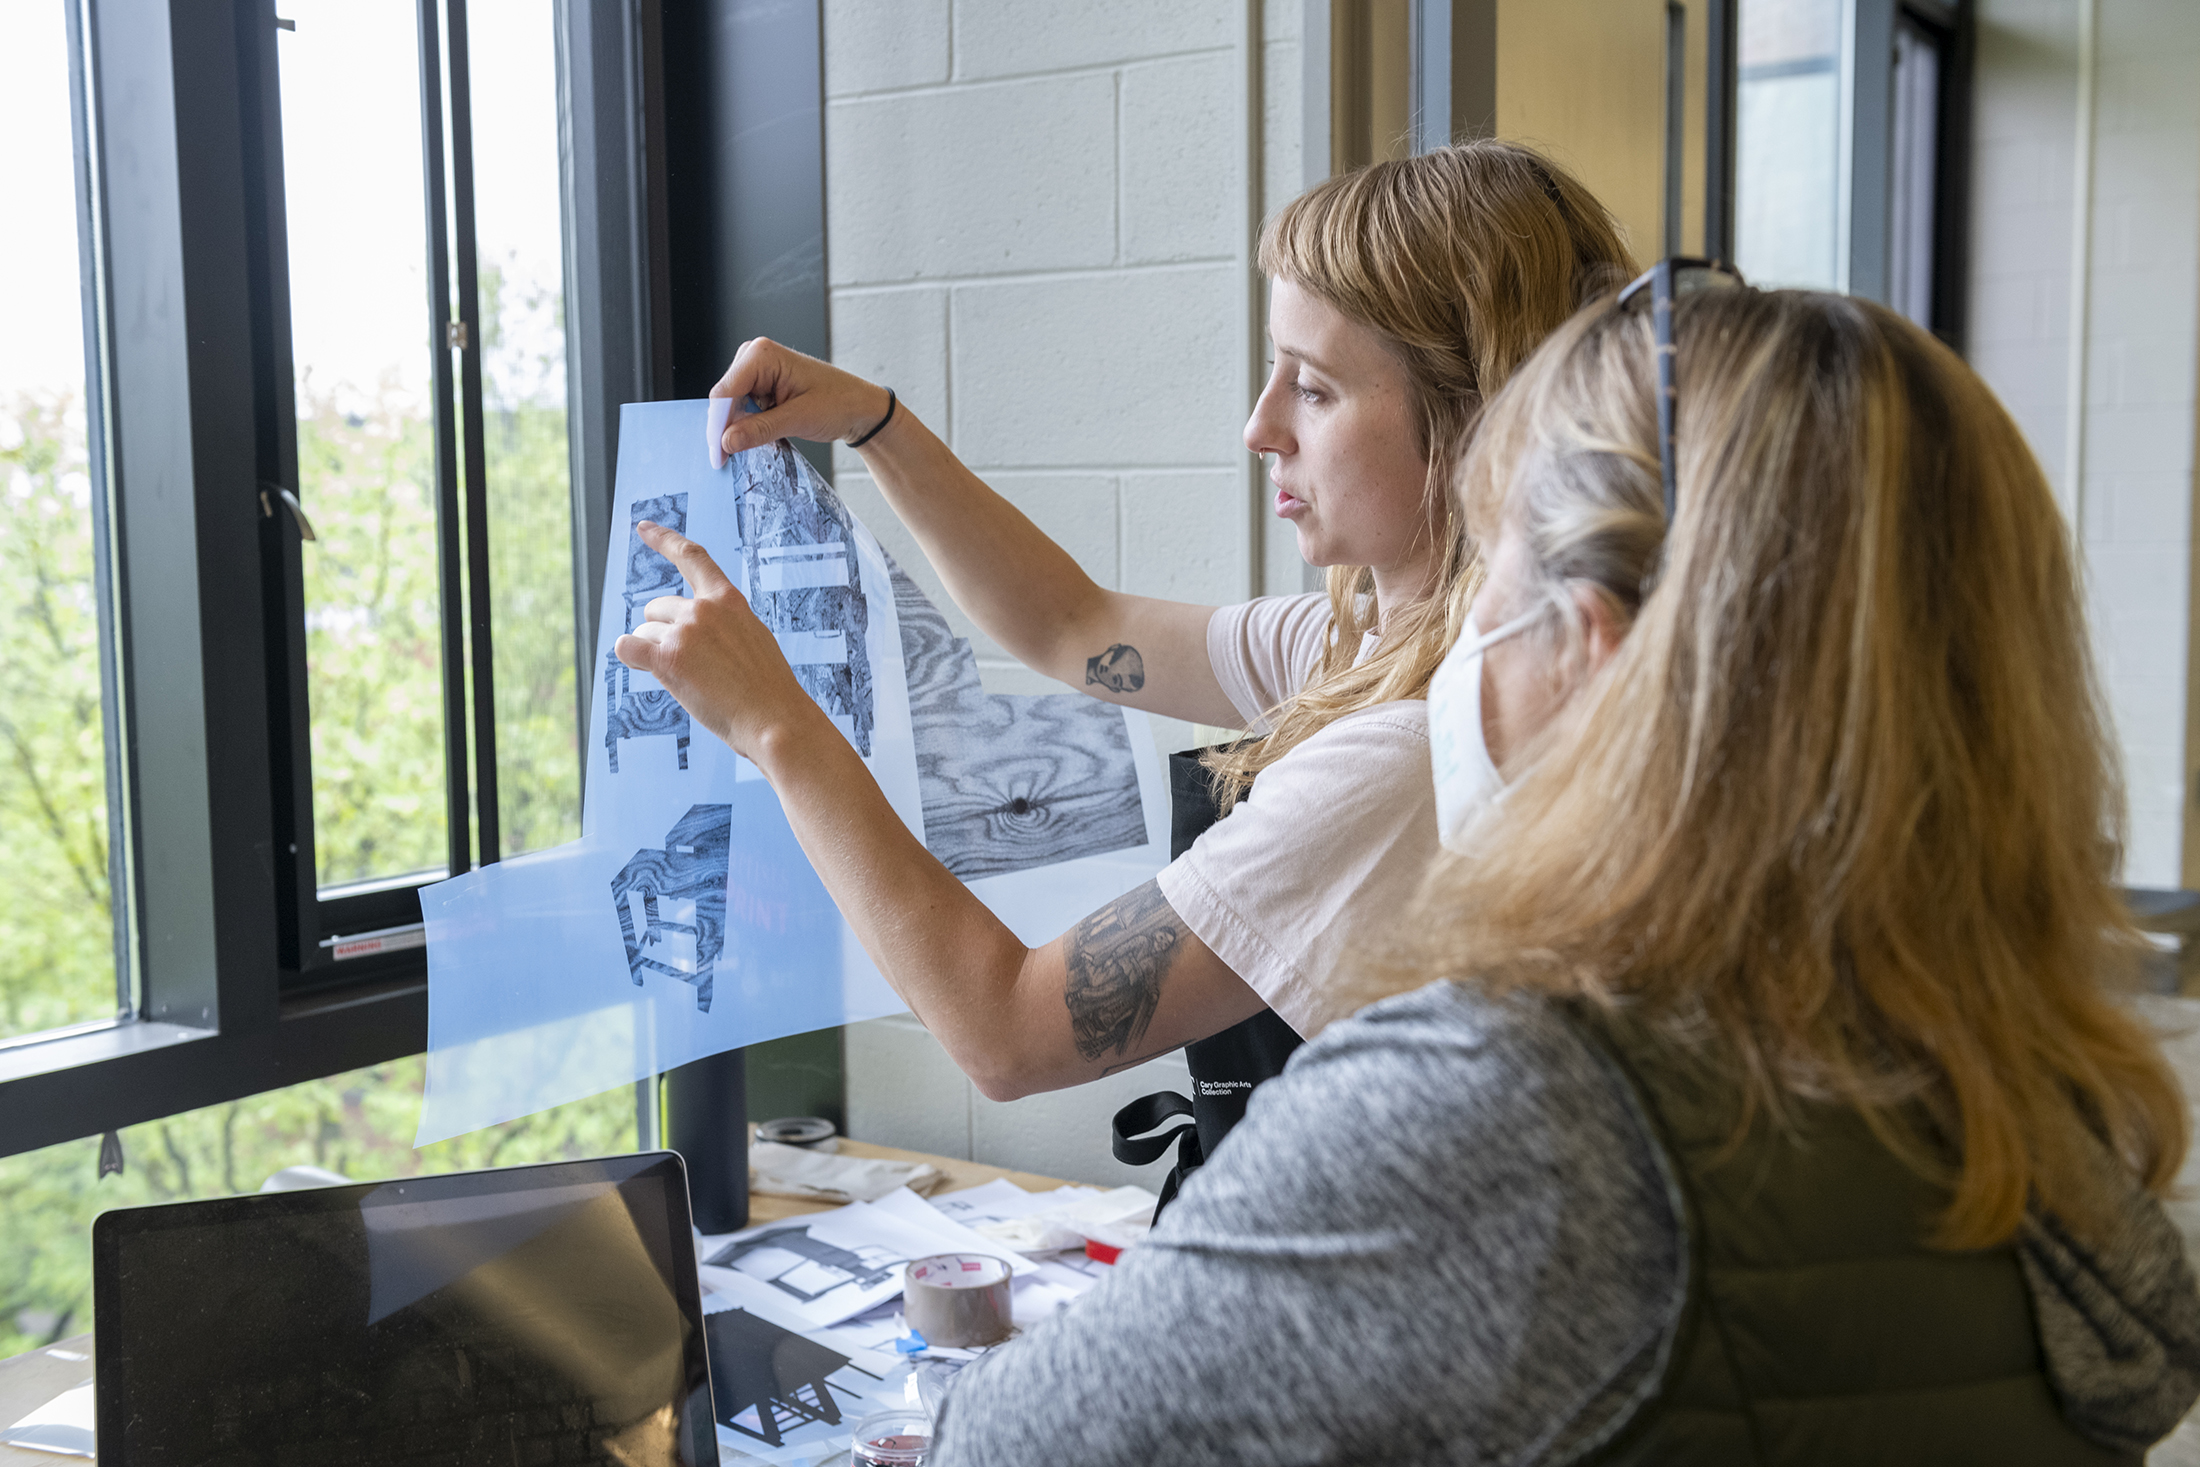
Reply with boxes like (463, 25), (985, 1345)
(1085, 643), (1146, 694)
(1064, 881), (1184, 1061)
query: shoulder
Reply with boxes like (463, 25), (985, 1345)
(1212, 699), (1430, 828)
(1256, 984), (1641, 1170)
(1207, 594), (1338, 726)
(1177, 985), (1672, 1248)
(1286, 697), (1429, 752)
(1214, 591), (1334, 639)
(1190, 985), (1682, 1288)
(928, 987), (1684, 1467)
(1157, 984), (1686, 1459)
(1156, 701), (1436, 1034)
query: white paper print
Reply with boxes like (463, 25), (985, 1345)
(417, 401), (1168, 1144)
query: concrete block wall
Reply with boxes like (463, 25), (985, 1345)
(845, 1012), (1193, 1189)
(1968, 0), (2200, 886)
(823, 2), (1308, 1175)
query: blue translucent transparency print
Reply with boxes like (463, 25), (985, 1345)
(417, 400), (1168, 1146)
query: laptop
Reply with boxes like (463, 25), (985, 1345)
(92, 1151), (719, 1466)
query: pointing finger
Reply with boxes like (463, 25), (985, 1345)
(635, 520), (734, 597)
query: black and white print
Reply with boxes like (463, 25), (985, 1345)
(739, 443), (876, 757)
(891, 561), (1147, 880)
(604, 494), (692, 773)
(609, 802), (730, 1011)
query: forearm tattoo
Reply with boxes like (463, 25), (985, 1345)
(1085, 643), (1145, 694)
(1064, 880), (1183, 1062)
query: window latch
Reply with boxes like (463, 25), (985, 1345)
(447, 319), (469, 351)
(259, 482), (318, 541)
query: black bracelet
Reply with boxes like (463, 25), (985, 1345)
(846, 387), (897, 448)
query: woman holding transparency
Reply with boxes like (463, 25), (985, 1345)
(617, 142), (1631, 1133)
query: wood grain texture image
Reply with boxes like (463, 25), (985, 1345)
(738, 443), (876, 757)
(891, 564), (1147, 879)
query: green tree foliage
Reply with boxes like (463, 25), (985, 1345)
(479, 260), (580, 858)
(0, 1060), (635, 1358)
(0, 393), (114, 1042)
(302, 259), (578, 882)
(299, 384), (450, 885)
(0, 258), (605, 1361)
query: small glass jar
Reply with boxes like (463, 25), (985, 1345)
(850, 1406), (932, 1466)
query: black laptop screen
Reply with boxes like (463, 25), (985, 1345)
(91, 1152), (715, 1467)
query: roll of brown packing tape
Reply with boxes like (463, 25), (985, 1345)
(903, 1253), (1014, 1348)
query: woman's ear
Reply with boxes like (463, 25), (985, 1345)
(1572, 583), (1629, 677)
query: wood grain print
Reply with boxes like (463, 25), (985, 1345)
(891, 564), (1146, 879)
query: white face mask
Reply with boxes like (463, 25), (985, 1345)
(1427, 603), (1549, 854)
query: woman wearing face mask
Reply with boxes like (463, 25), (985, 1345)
(616, 143), (1631, 1137)
(922, 280), (2200, 1464)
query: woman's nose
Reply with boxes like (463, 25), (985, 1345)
(1244, 381), (1289, 458)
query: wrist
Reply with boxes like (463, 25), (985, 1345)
(845, 386), (897, 449)
(748, 704), (843, 786)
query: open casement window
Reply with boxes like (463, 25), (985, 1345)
(264, 0), (585, 983)
(0, 0), (669, 1162)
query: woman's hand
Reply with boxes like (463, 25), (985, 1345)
(612, 520), (831, 767)
(713, 337), (894, 459)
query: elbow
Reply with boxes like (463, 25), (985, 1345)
(967, 1058), (1047, 1105)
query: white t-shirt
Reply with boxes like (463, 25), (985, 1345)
(1154, 593), (1436, 1039)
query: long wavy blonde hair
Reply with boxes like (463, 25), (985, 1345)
(1206, 140), (1634, 808)
(1391, 286), (2184, 1249)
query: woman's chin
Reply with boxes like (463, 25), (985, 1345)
(1296, 542), (1356, 578)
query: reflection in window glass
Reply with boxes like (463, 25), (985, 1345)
(279, 4), (451, 892)
(470, 0), (581, 857)
(0, 1061), (637, 1358)
(0, 6), (121, 1044)
(1887, 18), (1943, 329)
(1735, 0), (1843, 291)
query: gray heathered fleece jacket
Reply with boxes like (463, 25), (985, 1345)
(929, 982), (2200, 1466)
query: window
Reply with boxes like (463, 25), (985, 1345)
(1887, 7), (1957, 334)
(281, 5), (452, 895)
(1734, 0), (1844, 290)
(0, 0), (671, 1169)
(0, 2), (124, 1050)
(0, 1), (832, 1213)
(1731, 0), (1969, 332)
(275, 0), (583, 973)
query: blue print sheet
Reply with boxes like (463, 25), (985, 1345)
(417, 402), (1168, 1145)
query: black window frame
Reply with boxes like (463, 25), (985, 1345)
(0, 0), (672, 1160)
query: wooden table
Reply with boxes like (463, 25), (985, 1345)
(0, 1140), (1071, 1464)
(745, 1135), (1071, 1226)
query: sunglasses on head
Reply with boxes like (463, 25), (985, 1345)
(1615, 257), (1748, 522)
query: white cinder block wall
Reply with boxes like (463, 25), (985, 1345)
(1967, 0), (2200, 886)
(825, 2), (1306, 1185)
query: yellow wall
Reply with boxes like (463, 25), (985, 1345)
(1494, 0), (1677, 264)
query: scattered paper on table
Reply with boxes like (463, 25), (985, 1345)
(696, 1296), (907, 1466)
(869, 1184), (1043, 1264)
(697, 1192), (1030, 1330)
(1, 1380), (95, 1458)
(929, 1177), (1108, 1254)
(748, 1142), (943, 1204)
(417, 402), (1169, 1144)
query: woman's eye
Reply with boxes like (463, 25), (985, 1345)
(1294, 380), (1324, 404)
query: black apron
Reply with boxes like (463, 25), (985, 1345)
(1108, 748), (1304, 1217)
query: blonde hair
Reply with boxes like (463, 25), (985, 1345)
(1393, 285), (2184, 1249)
(1207, 140), (1635, 808)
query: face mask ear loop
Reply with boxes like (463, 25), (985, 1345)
(1465, 602), (1553, 658)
